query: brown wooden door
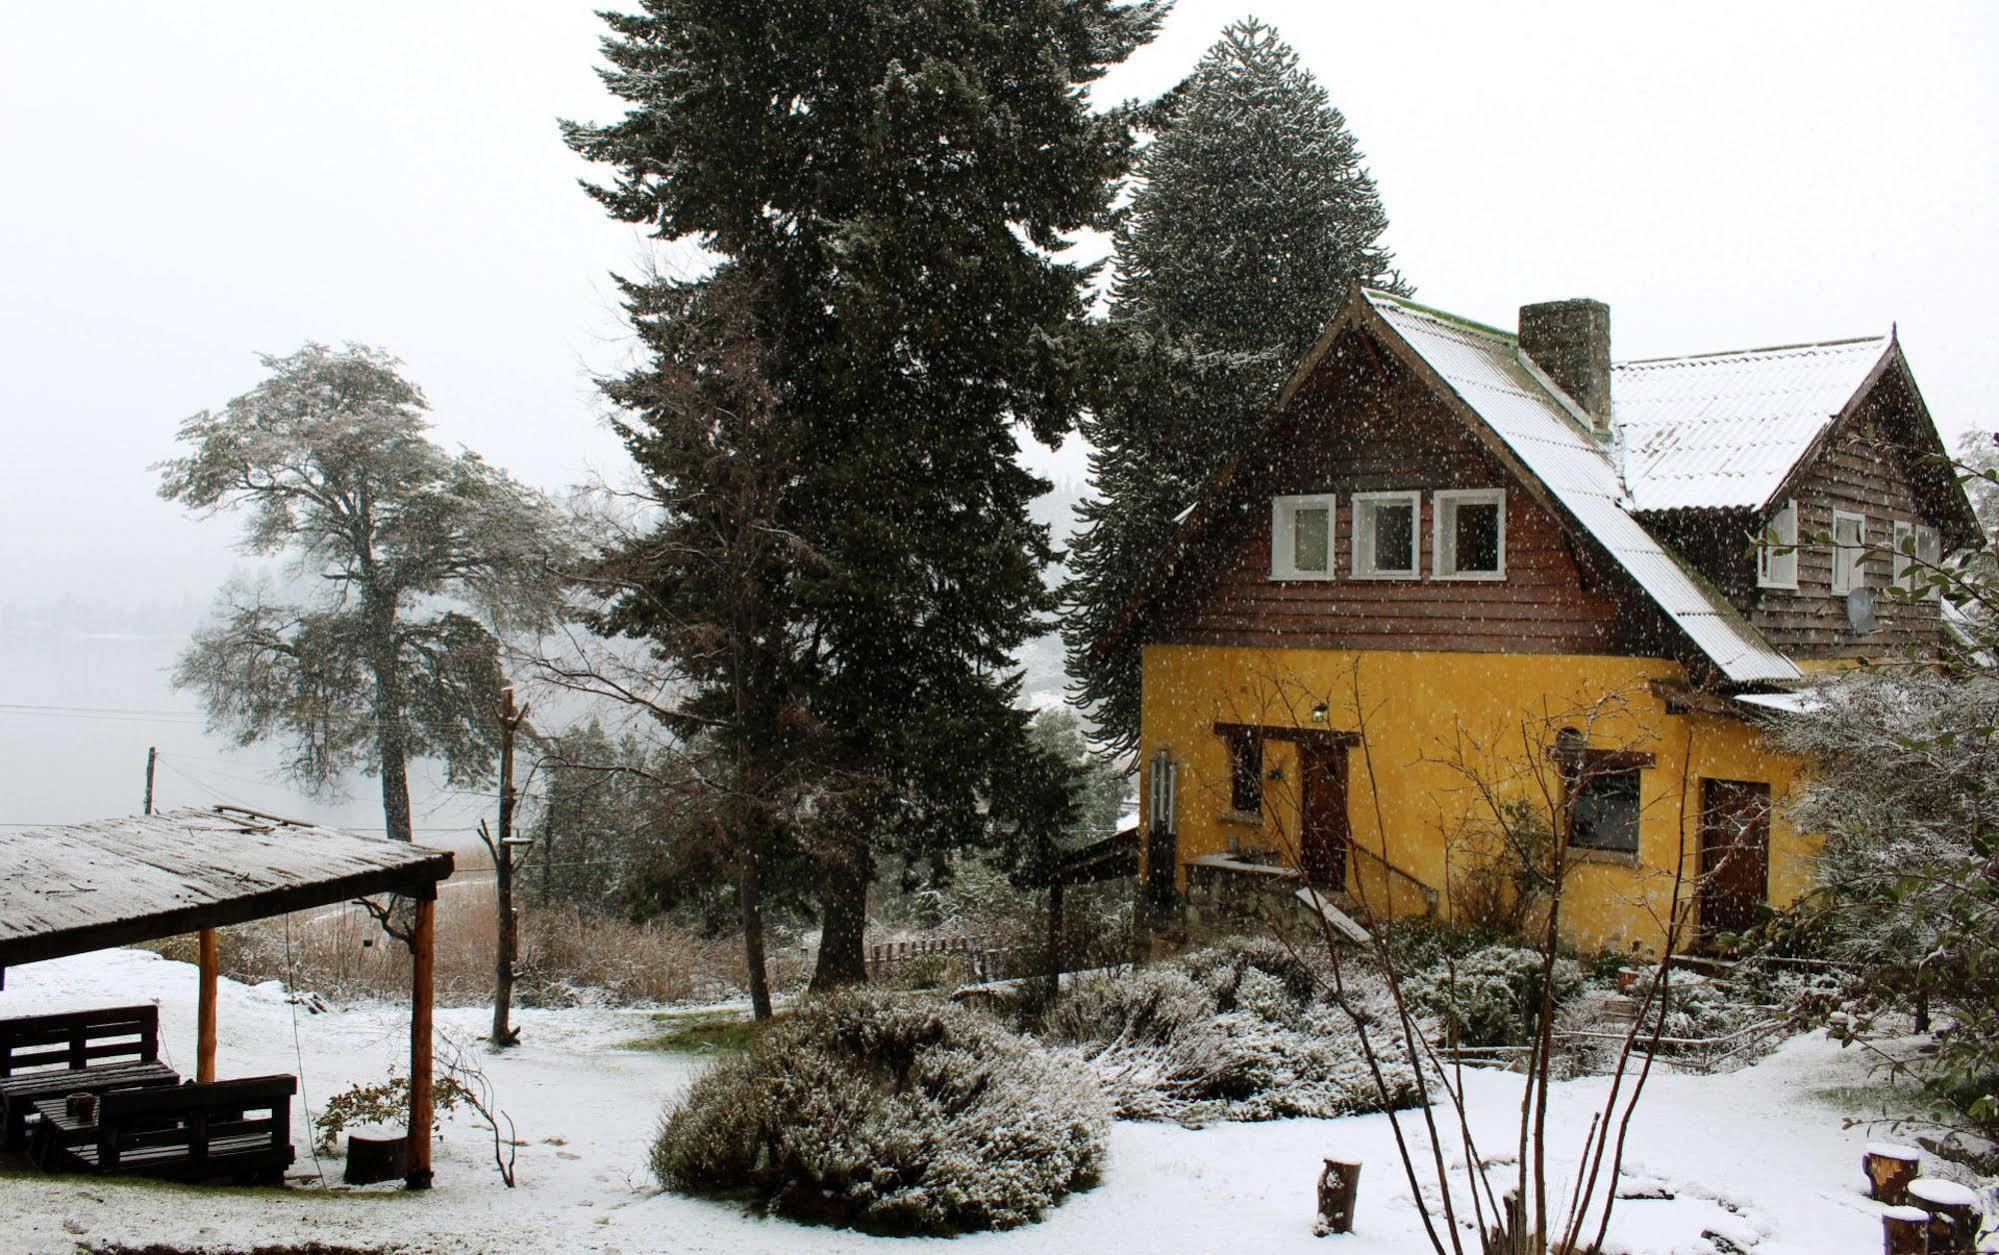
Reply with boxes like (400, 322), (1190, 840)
(1300, 744), (1351, 890)
(1699, 779), (1771, 945)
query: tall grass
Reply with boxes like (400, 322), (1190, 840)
(153, 879), (803, 1008)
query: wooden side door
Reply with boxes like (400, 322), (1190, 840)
(1299, 743), (1351, 891)
(1699, 779), (1771, 945)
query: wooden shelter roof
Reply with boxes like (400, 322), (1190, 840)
(0, 805), (454, 968)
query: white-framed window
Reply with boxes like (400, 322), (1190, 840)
(1351, 490), (1422, 579)
(1269, 493), (1336, 581)
(1830, 509), (1866, 596)
(1432, 489), (1506, 580)
(1755, 499), (1799, 590)
(1896, 521), (1943, 599)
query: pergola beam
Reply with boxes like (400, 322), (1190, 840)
(406, 893), (437, 1190)
(196, 927), (218, 1083)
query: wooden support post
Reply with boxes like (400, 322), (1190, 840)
(1864, 1142), (1922, 1205)
(196, 927), (218, 1083)
(406, 893), (436, 1190)
(1046, 879), (1066, 998)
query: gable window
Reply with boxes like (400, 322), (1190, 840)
(1433, 489), (1506, 580)
(1270, 494), (1335, 580)
(1894, 520), (1943, 599)
(1755, 499), (1799, 590)
(1351, 491), (1421, 579)
(1830, 510), (1866, 596)
(1226, 731), (1263, 816)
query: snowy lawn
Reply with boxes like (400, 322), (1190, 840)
(0, 948), (1952, 1254)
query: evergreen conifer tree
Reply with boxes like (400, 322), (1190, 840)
(566, 0), (1165, 987)
(1065, 18), (1409, 753)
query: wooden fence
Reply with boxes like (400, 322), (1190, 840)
(864, 937), (1021, 983)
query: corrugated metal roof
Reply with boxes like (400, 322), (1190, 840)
(1613, 336), (1890, 513)
(1363, 291), (1800, 684)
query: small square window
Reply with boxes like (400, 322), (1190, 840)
(1352, 491), (1421, 579)
(1227, 732), (1263, 815)
(1756, 499), (1799, 590)
(1270, 494), (1336, 580)
(1571, 766), (1641, 854)
(1830, 510), (1866, 596)
(1916, 525), (1942, 600)
(1434, 489), (1506, 579)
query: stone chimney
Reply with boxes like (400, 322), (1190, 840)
(1518, 298), (1611, 433)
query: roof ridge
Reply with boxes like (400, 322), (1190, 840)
(1363, 289), (1514, 341)
(1615, 334), (1889, 368)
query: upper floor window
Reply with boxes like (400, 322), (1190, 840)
(1755, 499), (1799, 590)
(1270, 494), (1335, 581)
(1892, 519), (1944, 599)
(1351, 491), (1421, 579)
(1830, 510), (1867, 596)
(1433, 489), (1505, 580)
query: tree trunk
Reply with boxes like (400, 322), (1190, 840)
(737, 820), (774, 1021)
(810, 838), (871, 991)
(368, 602), (414, 843)
(490, 688), (523, 1048)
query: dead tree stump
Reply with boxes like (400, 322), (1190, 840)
(344, 1129), (411, 1185)
(1314, 1158), (1361, 1236)
(1865, 1142), (1923, 1204)
(1908, 1177), (1980, 1253)
(1882, 1204), (1930, 1254)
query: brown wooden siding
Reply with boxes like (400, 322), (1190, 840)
(1154, 348), (1625, 655)
(1749, 383), (1948, 658)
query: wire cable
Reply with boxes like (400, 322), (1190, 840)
(283, 913), (328, 1187)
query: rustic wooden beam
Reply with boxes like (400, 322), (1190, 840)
(406, 894), (436, 1191)
(196, 928), (218, 1084)
(1212, 721), (1360, 748)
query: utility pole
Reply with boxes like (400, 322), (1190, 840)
(144, 747), (157, 816)
(483, 686), (530, 1048)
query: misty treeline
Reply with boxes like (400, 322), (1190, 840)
(159, 6), (1413, 1010)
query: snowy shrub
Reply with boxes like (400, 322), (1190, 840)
(1042, 937), (1420, 1123)
(652, 990), (1108, 1234)
(1408, 943), (1583, 1048)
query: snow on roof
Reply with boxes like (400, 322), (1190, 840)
(1613, 335), (1891, 513)
(1363, 291), (1801, 685)
(0, 805), (454, 967)
(1734, 690), (1823, 715)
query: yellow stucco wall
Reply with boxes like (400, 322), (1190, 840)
(1138, 644), (1813, 956)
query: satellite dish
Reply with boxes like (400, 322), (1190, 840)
(1847, 587), (1878, 634)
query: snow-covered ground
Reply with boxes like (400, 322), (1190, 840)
(0, 948), (1961, 1253)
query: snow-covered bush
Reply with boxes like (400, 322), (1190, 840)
(1041, 937), (1419, 1123)
(652, 990), (1108, 1234)
(1407, 943), (1584, 1048)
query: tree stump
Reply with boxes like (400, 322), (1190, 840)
(1882, 1204), (1930, 1254)
(1314, 1158), (1361, 1236)
(1864, 1142), (1923, 1204)
(344, 1128), (411, 1185)
(1908, 1177), (1980, 1253)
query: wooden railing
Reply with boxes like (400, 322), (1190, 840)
(864, 937), (1019, 983)
(1346, 841), (1440, 918)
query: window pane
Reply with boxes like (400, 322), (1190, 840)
(1572, 770), (1640, 852)
(1453, 501), (1500, 573)
(1372, 502), (1414, 573)
(1293, 507), (1330, 573)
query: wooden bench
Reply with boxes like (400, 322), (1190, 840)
(0, 1005), (177, 1151)
(36, 1075), (297, 1185)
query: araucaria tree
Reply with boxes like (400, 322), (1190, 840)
(159, 344), (572, 841)
(1066, 17), (1408, 753)
(565, 0), (1165, 988)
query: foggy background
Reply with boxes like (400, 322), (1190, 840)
(3, 0), (1994, 835)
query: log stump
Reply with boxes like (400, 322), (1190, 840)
(1314, 1158), (1361, 1236)
(1864, 1141), (1923, 1205)
(1882, 1204), (1930, 1254)
(344, 1128), (411, 1185)
(1908, 1177), (1980, 1254)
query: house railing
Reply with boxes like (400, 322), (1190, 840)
(1346, 841), (1440, 918)
(863, 937), (1020, 983)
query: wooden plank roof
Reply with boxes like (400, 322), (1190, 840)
(0, 805), (454, 967)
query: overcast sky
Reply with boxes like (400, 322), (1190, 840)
(4, 0), (1996, 611)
